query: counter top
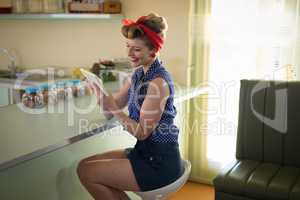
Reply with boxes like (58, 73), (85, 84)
(0, 77), (39, 89)
(0, 76), (74, 89)
(0, 81), (208, 171)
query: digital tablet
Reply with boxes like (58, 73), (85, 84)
(80, 68), (109, 96)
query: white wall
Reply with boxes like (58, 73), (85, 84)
(0, 0), (190, 85)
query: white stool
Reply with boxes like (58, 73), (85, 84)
(134, 159), (191, 200)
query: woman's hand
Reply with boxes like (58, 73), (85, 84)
(91, 83), (119, 113)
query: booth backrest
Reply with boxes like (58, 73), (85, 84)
(236, 80), (300, 167)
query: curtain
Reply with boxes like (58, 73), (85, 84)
(185, 0), (300, 184)
(184, 0), (212, 184)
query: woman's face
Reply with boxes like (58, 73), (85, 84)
(126, 38), (155, 68)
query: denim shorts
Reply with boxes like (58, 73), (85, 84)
(125, 139), (184, 191)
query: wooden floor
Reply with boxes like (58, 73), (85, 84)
(168, 182), (215, 200)
(127, 181), (214, 200)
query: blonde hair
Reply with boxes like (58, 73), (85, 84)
(121, 13), (168, 50)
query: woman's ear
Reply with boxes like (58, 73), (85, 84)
(150, 50), (156, 58)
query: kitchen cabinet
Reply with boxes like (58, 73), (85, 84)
(0, 86), (9, 106)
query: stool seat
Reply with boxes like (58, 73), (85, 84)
(134, 159), (191, 200)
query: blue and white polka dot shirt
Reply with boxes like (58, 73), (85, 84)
(127, 58), (179, 143)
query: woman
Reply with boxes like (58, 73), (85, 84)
(77, 13), (183, 200)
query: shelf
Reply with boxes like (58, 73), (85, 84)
(0, 13), (123, 20)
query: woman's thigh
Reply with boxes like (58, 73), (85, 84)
(79, 158), (141, 192)
(80, 149), (127, 163)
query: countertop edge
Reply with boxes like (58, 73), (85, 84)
(0, 119), (121, 172)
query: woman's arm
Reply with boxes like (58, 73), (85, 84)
(101, 76), (131, 120)
(111, 77), (170, 140)
(113, 76), (131, 109)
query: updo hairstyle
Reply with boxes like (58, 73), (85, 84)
(121, 13), (168, 50)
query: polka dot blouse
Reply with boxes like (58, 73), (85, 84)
(127, 58), (179, 143)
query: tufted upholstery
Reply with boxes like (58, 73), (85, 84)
(213, 80), (300, 200)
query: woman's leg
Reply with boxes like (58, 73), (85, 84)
(79, 149), (127, 163)
(81, 182), (130, 200)
(77, 158), (140, 200)
(77, 149), (138, 199)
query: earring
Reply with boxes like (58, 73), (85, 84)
(151, 53), (156, 58)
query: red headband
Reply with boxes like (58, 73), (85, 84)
(122, 16), (164, 52)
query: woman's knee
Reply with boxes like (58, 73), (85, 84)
(77, 160), (104, 183)
(77, 156), (104, 183)
(77, 159), (88, 182)
(76, 149), (127, 182)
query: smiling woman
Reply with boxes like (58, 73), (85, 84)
(77, 13), (184, 200)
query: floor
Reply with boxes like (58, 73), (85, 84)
(168, 182), (215, 200)
(127, 181), (215, 200)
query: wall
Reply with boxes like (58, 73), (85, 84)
(0, 0), (190, 85)
(0, 0), (11, 7)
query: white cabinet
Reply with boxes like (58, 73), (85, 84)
(0, 87), (9, 106)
